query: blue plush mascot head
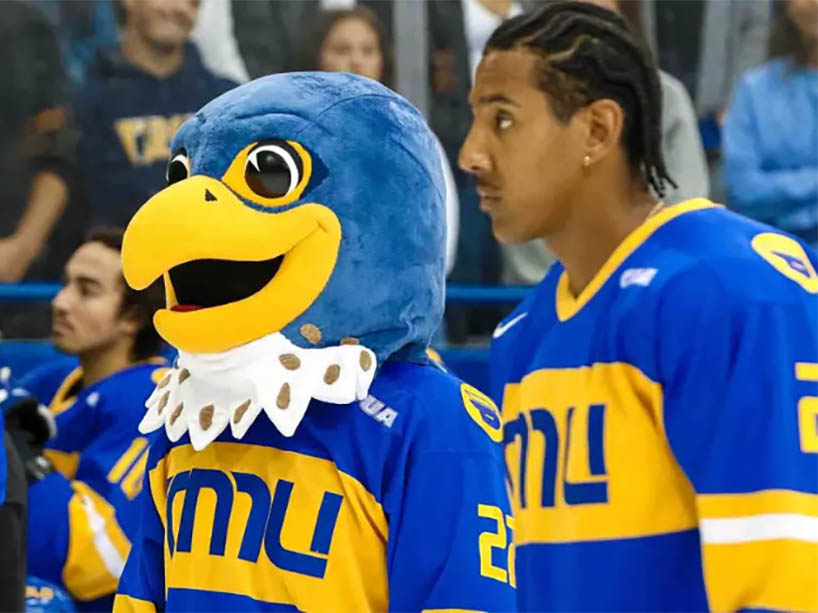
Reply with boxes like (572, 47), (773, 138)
(122, 73), (445, 365)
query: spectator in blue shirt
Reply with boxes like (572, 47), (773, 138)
(75, 0), (235, 228)
(724, 0), (818, 245)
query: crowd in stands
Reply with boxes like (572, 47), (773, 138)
(0, 0), (815, 341)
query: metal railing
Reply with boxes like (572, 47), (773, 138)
(0, 283), (531, 305)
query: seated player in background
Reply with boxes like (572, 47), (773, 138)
(22, 228), (165, 610)
(460, 2), (818, 611)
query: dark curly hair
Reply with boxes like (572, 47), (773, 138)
(485, 1), (675, 197)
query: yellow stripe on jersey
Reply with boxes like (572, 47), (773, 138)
(44, 449), (80, 480)
(698, 489), (818, 519)
(64, 481), (131, 600)
(503, 362), (698, 544)
(701, 538), (818, 612)
(49, 367), (83, 417)
(120, 448), (149, 500)
(149, 442), (389, 610)
(113, 594), (157, 613)
(555, 199), (718, 322)
(697, 490), (818, 610)
(107, 438), (150, 484)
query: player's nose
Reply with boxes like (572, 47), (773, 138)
(458, 128), (492, 175)
(51, 286), (71, 313)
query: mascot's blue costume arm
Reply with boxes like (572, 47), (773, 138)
(113, 73), (515, 613)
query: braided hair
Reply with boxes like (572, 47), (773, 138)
(485, 1), (675, 197)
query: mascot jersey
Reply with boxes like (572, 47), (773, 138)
(491, 202), (818, 612)
(112, 73), (516, 612)
(22, 359), (167, 608)
(117, 363), (513, 611)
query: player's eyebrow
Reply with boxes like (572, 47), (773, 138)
(75, 275), (103, 289)
(473, 94), (520, 107)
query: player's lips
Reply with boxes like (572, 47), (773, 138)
(51, 318), (73, 334)
(477, 186), (502, 211)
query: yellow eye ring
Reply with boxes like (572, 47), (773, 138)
(221, 140), (313, 208)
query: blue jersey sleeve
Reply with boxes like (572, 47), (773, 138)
(44, 394), (100, 481)
(114, 439), (167, 613)
(19, 359), (78, 407)
(386, 384), (516, 612)
(28, 472), (130, 603)
(658, 262), (818, 612)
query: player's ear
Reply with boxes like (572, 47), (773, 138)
(581, 98), (625, 166)
(118, 301), (143, 337)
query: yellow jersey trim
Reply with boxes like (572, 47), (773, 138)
(555, 199), (719, 322)
(698, 489), (818, 519)
(113, 594), (157, 613)
(64, 481), (131, 600)
(49, 367), (83, 417)
(702, 538), (817, 612)
(44, 449), (80, 481)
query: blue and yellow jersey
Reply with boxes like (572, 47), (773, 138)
(114, 361), (516, 612)
(491, 200), (818, 612)
(22, 359), (168, 607)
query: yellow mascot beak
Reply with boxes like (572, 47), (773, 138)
(122, 175), (341, 353)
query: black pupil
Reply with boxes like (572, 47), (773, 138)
(246, 150), (294, 198)
(167, 159), (188, 185)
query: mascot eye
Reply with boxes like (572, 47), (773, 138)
(166, 152), (189, 185)
(245, 142), (303, 199)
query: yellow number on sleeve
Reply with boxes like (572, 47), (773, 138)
(477, 504), (516, 586)
(796, 363), (818, 453)
(478, 504), (507, 582)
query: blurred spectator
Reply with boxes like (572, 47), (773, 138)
(0, 1), (76, 283)
(500, 0), (710, 285)
(640, 0), (771, 125)
(617, 0), (709, 204)
(640, 0), (772, 203)
(22, 228), (166, 610)
(190, 0), (250, 84)
(75, 0), (235, 229)
(307, 7), (460, 275)
(428, 0), (535, 286)
(29, 0), (119, 89)
(232, 0), (393, 78)
(724, 0), (818, 245)
(427, 0), (544, 341)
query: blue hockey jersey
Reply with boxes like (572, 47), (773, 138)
(491, 200), (818, 612)
(114, 361), (516, 612)
(23, 359), (168, 607)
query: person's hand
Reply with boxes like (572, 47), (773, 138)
(0, 234), (38, 282)
(0, 366), (56, 483)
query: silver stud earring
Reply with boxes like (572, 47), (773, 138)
(583, 155), (591, 168)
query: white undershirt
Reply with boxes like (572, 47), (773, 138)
(462, 0), (523, 84)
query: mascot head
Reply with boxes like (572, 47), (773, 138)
(123, 73), (446, 448)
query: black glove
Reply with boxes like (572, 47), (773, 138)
(0, 367), (55, 484)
